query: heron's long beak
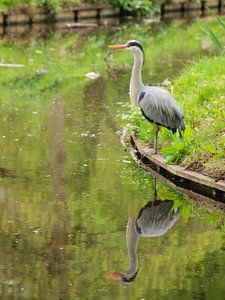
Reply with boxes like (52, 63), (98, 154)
(108, 44), (127, 50)
(107, 272), (124, 280)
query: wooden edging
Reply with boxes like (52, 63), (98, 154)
(121, 130), (225, 205)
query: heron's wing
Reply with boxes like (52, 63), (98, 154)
(139, 87), (184, 131)
(136, 200), (180, 237)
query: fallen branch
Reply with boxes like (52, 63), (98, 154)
(0, 63), (24, 68)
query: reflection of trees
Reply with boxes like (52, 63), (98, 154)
(1, 24), (55, 44)
(48, 98), (66, 201)
(71, 77), (118, 196)
(47, 203), (70, 300)
(47, 97), (70, 299)
(74, 78), (105, 195)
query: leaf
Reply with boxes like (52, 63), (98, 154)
(183, 124), (192, 141)
(202, 26), (224, 51)
(216, 17), (225, 31)
(204, 145), (217, 153)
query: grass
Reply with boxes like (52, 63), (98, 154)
(123, 55), (225, 179)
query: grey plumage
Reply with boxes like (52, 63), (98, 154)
(139, 86), (185, 135)
(136, 200), (179, 237)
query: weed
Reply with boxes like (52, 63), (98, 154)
(161, 125), (193, 164)
(202, 17), (225, 53)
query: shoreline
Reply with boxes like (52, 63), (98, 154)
(121, 129), (225, 204)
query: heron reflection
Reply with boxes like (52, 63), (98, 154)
(109, 179), (180, 283)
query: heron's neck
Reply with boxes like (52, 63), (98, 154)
(130, 51), (144, 108)
(126, 217), (139, 277)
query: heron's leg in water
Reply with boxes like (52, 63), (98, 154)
(153, 124), (159, 154)
(152, 177), (157, 206)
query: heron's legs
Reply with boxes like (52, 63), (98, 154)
(153, 124), (159, 154)
(152, 177), (157, 206)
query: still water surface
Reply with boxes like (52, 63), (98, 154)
(0, 22), (224, 300)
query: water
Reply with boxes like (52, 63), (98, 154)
(0, 21), (224, 300)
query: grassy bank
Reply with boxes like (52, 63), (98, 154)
(124, 55), (225, 180)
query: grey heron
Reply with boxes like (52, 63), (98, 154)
(108, 189), (180, 283)
(108, 40), (185, 154)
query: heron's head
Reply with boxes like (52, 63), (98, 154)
(107, 271), (138, 284)
(108, 40), (144, 55)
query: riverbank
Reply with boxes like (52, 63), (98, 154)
(124, 54), (225, 181)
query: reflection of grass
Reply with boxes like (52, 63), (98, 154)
(0, 34), (105, 100)
(121, 161), (225, 228)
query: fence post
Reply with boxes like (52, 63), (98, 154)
(218, 0), (223, 14)
(160, 3), (165, 19)
(96, 8), (101, 19)
(201, 0), (206, 17)
(73, 10), (78, 22)
(3, 13), (8, 27)
(180, 2), (186, 17)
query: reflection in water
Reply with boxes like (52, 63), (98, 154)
(109, 179), (180, 283)
(0, 24), (224, 299)
(48, 98), (66, 200)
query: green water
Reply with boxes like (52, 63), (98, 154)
(0, 21), (224, 300)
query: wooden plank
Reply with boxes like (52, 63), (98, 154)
(101, 7), (120, 17)
(133, 135), (225, 192)
(78, 10), (97, 19)
(129, 146), (225, 211)
(136, 139), (225, 191)
(69, 4), (114, 12)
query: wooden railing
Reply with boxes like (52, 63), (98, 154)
(0, 1), (224, 27)
(161, 0), (224, 18)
